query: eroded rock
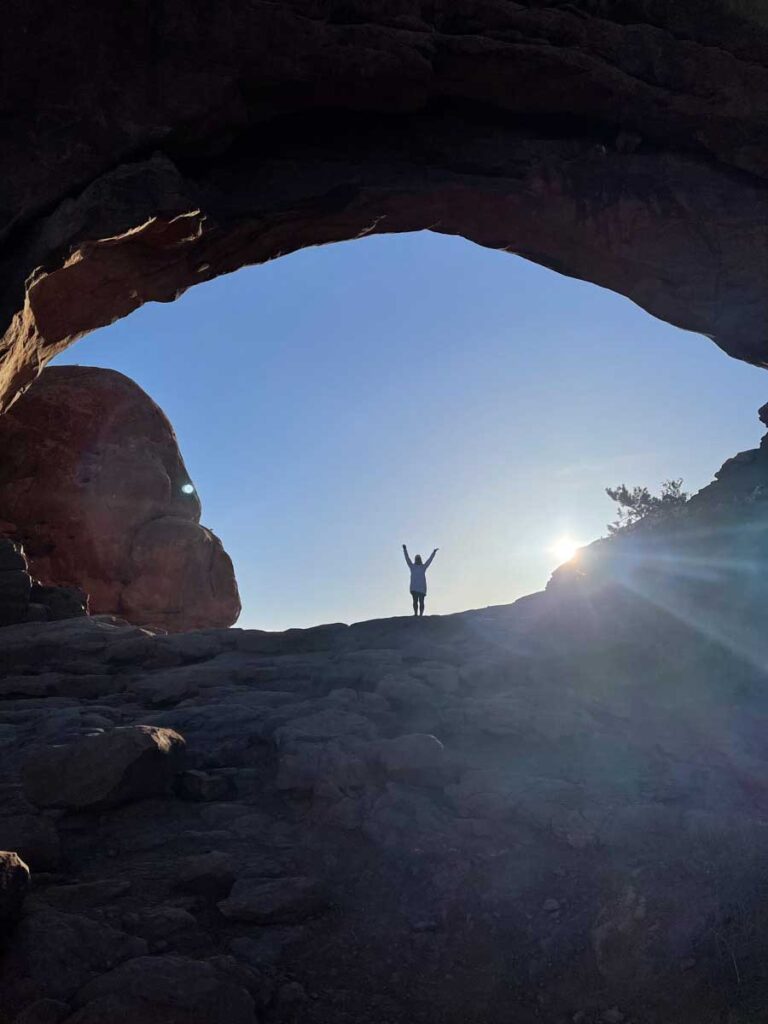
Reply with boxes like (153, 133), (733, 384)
(0, 366), (240, 633)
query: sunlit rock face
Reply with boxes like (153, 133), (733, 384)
(2, 2), (768, 412)
(0, 366), (240, 632)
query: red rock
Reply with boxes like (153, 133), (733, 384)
(0, 366), (240, 631)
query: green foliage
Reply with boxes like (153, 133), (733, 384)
(606, 478), (689, 534)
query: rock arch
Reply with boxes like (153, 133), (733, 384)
(2, 1), (768, 413)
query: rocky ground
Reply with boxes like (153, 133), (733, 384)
(3, 574), (768, 1023)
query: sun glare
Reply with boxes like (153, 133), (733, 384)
(550, 537), (580, 563)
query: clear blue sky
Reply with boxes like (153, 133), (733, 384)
(53, 231), (768, 630)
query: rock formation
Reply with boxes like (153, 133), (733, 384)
(4, 5), (768, 1020)
(1, 423), (768, 1020)
(0, 365), (240, 632)
(2, 2), (768, 413)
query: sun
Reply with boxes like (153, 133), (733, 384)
(550, 536), (581, 563)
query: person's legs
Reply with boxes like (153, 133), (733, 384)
(411, 591), (419, 616)
(418, 593), (425, 616)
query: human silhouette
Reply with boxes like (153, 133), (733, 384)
(402, 544), (438, 617)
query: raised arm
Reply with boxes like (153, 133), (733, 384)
(424, 548), (439, 569)
(402, 544), (413, 568)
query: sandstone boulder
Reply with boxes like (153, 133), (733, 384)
(0, 850), (29, 931)
(0, 366), (240, 632)
(21, 725), (185, 811)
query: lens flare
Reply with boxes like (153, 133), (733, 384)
(181, 483), (195, 495)
(550, 537), (580, 563)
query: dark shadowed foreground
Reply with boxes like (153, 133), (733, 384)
(4, 425), (768, 1022)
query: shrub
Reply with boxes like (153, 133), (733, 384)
(606, 478), (689, 534)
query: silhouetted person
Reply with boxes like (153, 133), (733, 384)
(402, 544), (438, 617)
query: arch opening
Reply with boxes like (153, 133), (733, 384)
(16, 230), (767, 632)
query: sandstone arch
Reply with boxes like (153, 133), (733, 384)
(2, 1), (768, 414)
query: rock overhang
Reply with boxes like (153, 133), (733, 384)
(1, 1), (768, 414)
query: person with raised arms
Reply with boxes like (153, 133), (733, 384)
(402, 543), (438, 617)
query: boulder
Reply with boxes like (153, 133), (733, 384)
(21, 725), (185, 811)
(0, 366), (240, 632)
(0, 850), (30, 930)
